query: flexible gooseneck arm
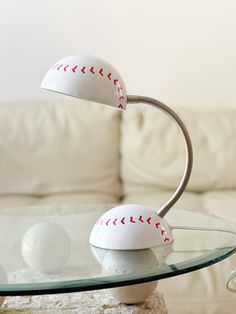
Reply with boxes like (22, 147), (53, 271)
(127, 95), (193, 218)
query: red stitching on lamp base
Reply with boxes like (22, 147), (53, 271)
(130, 216), (135, 223)
(139, 215), (144, 222)
(96, 213), (171, 244)
(72, 66), (78, 73)
(90, 67), (95, 74)
(57, 64), (63, 71)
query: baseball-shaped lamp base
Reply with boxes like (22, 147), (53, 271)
(90, 204), (173, 250)
(111, 281), (158, 304)
(102, 249), (159, 304)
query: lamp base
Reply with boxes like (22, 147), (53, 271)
(89, 204), (174, 250)
(110, 281), (158, 304)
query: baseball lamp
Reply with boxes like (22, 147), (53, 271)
(41, 55), (193, 250)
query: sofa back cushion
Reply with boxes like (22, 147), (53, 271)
(121, 105), (236, 193)
(0, 100), (121, 198)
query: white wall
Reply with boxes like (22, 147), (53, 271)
(0, 0), (236, 106)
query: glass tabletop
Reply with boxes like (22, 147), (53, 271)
(0, 204), (235, 296)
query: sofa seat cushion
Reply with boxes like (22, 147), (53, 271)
(0, 100), (121, 199)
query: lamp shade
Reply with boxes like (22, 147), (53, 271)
(41, 55), (127, 110)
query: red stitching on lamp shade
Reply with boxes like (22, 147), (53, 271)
(53, 64), (125, 109)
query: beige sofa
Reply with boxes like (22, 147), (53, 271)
(0, 99), (236, 313)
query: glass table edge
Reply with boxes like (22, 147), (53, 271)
(0, 246), (235, 296)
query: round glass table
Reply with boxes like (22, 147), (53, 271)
(0, 204), (235, 301)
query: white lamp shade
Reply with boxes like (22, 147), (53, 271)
(41, 55), (127, 110)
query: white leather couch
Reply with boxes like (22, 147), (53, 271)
(0, 99), (235, 313)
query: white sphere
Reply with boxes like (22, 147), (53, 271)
(110, 281), (158, 304)
(102, 249), (158, 304)
(90, 245), (107, 265)
(102, 249), (159, 274)
(21, 222), (71, 273)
